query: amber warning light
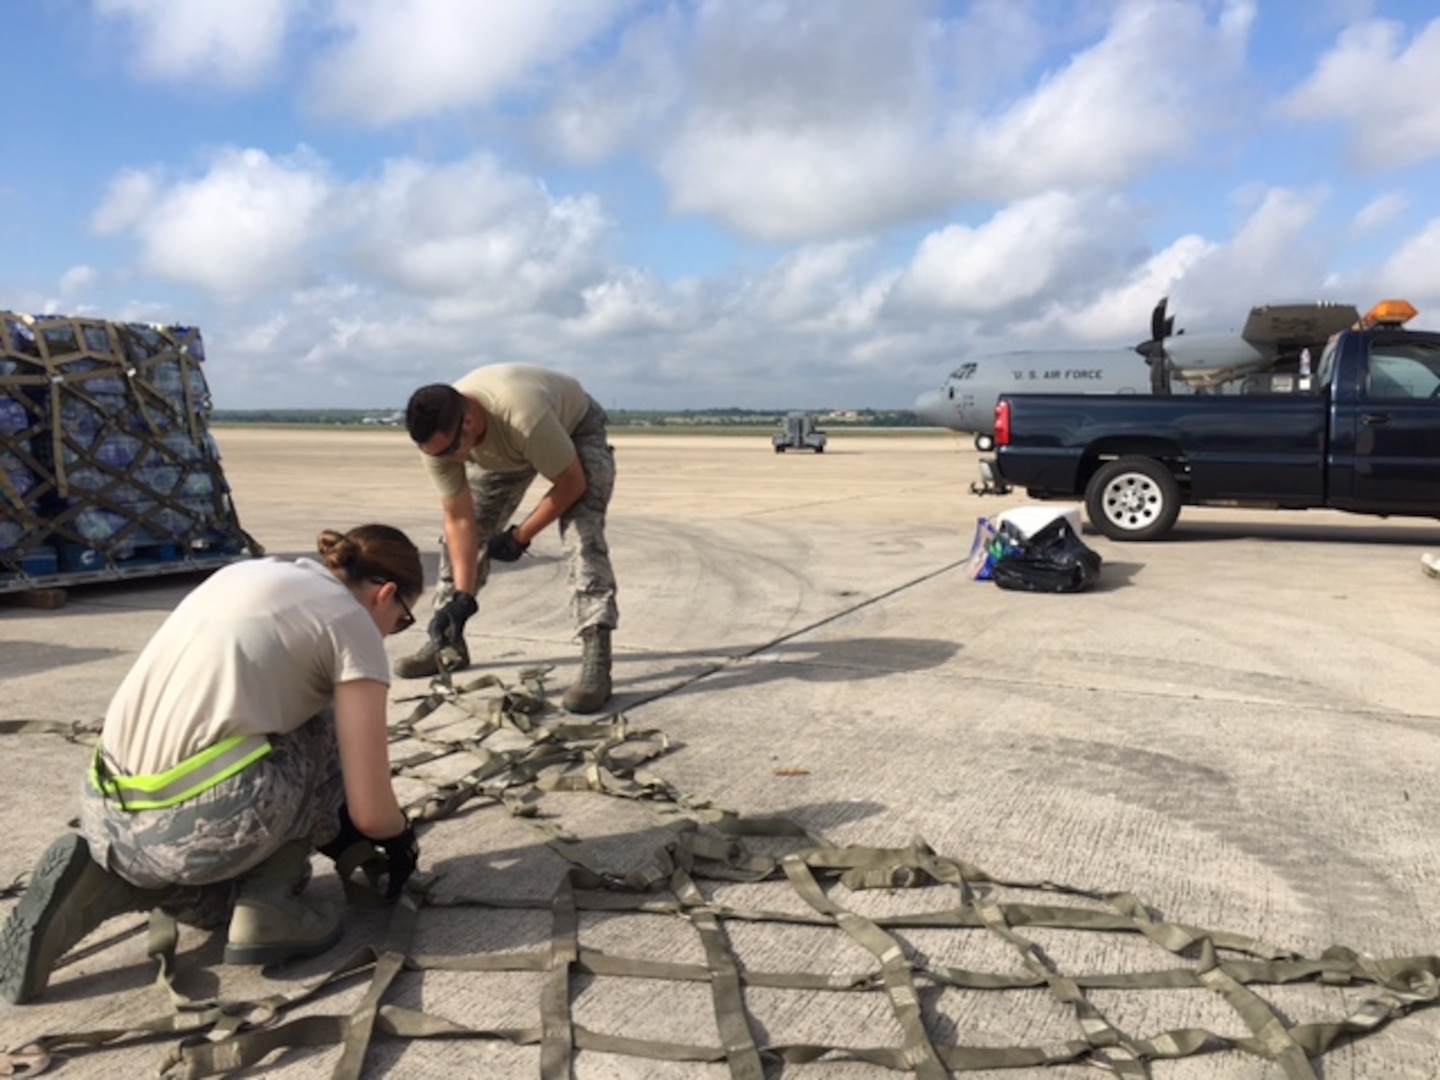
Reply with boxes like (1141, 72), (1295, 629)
(1357, 299), (1418, 329)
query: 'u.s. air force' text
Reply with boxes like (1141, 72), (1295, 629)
(1013, 369), (1107, 381)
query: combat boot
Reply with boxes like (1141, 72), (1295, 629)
(224, 841), (342, 966)
(393, 637), (469, 679)
(562, 626), (613, 714)
(0, 832), (167, 1005)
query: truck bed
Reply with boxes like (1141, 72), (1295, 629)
(997, 391), (1330, 505)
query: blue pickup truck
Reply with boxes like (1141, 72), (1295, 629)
(981, 301), (1440, 540)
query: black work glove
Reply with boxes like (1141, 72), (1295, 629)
(427, 591), (478, 648)
(485, 525), (529, 563)
(317, 802), (368, 861)
(377, 818), (420, 899)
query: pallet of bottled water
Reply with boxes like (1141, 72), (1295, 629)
(1, 311), (256, 593)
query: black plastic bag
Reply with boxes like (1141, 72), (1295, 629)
(989, 516), (1102, 593)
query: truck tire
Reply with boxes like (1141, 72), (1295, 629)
(1085, 457), (1181, 541)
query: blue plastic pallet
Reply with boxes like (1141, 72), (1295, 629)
(0, 548), (245, 594)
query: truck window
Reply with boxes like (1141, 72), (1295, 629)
(1316, 340), (1339, 389)
(1366, 344), (1440, 400)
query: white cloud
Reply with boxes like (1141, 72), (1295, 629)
(213, 295), (483, 406)
(538, 11), (685, 164)
(663, 123), (949, 243)
(964, 1), (1253, 194)
(59, 266), (97, 299)
(655, 0), (949, 241)
(1351, 191), (1409, 233)
(91, 169), (160, 235)
(1049, 234), (1218, 344)
(1278, 18), (1440, 167)
(1154, 188), (1336, 327)
(306, 0), (633, 125)
(891, 193), (1144, 315)
(940, 0), (1054, 107)
(752, 241), (875, 325)
(906, 185), (1332, 350)
(231, 311), (290, 354)
(642, 1), (1255, 242)
(685, 0), (935, 126)
(95, 0), (298, 88)
(97, 148), (334, 298)
(1373, 220), (1440, 309)
(568, 272), (677, 340)
(1220, 0), (1259, 39)
(343, 154), (612, 320)
(91, 147), (618, 313)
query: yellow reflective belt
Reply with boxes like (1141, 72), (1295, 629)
(91, 734), (272, 811)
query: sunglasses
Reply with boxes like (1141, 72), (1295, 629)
(372, 579), (416, 632)
(393, 590), (416, 632)
(432, 416), (466, 459)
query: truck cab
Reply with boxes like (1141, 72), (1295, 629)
(1320, 309), (1440, 512)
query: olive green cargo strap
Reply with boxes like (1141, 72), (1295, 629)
(89, 735), (272, 811)
(7, 671), (1440, 1080)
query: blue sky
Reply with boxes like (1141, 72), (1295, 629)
(5, 0), (1440, 411)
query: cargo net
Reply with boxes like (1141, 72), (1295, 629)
(0, 312), (251, 582)
(3, 674), (1438, 1080)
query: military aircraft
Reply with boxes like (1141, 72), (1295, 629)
(914, 298), (1362, 450)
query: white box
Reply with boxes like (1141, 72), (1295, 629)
(995, 504), (1082, 540)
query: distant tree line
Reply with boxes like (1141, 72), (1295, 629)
(212, 407), (927, 427)
(606, 408), (925, 427)
(212, 409), (401, 426)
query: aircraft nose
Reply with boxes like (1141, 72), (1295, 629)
(913, 389), (952, 427)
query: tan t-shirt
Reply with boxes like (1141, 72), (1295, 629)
(422, 364), (591, 500)
(101, 558), (391, 775)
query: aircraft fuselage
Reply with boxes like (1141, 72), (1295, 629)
(915, 300), (1361, 440)
(914, 347), (1149, 436)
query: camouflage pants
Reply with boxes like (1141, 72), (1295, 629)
(435, 397), (619, 631)
(79, 711), (346, 893)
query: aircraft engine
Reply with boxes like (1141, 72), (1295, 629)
(1134, 297), (1177, 396)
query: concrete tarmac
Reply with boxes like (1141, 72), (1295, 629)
(3, 427), (1440, 1078)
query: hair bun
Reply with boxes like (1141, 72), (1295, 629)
(315, 528), (356, 569)
(314, 524), (423, 596)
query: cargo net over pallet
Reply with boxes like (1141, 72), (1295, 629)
(0, 311), (255, 591)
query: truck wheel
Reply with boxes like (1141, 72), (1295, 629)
(1085, 457), (1180, 541)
